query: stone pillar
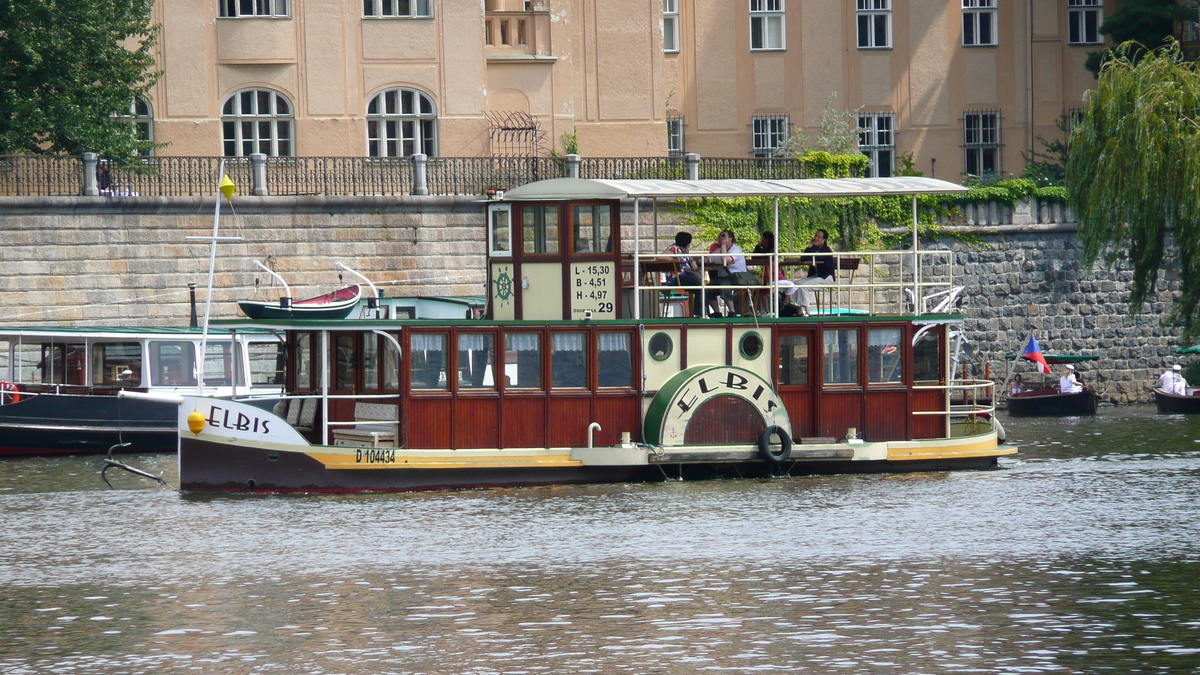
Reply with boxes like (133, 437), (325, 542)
(565, 154), (580, 178)
(82, 152), (99, 196)
(685, 153), (700, 180)
(250, 153), (269, 196)
(412, 154), (429, 195)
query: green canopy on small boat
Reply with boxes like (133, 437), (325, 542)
(1174, 345), (1200, 354)
(1008, 353), (1101, 364)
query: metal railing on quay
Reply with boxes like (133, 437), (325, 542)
(578, 157), (687, 180)
(426, 156), (561, 195)
(0, 155), (84, 196)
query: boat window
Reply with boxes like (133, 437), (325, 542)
(572, 204), (611, 254)
(648, 332), (673, 361)
(489, 204), (512, 257)
(92, 342), (142, 387)
(779, 334), (810, 386)
(504, 332), (542, 389)
(598, 332), (632, 387)
(382, 333), (401, 390)
(822, 328), (859, 385)
(868, 328), (904, 383)
(411, 333), (448, 390)
(551, 332), (587, 388)
(0, 339), (8, 379)
(522, 205), (559, 255)
(13, 343), (45, 384)
(458, 332), (496, 389)
(739, 332), (764, 360)
(335, 335), (356, 391)
(203, 342), (236, 387)
(295, 333), (312, 389)
(150, 341), (197, 387)
(913, 328), (942, 384)
(248, 340), (286, 386)
(363, 332), (380, 391)
(15, 343), (87, 385)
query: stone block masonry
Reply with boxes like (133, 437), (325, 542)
(0, 197), (1186, 404)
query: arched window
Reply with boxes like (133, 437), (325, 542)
(121, 97), (154, 156)
(222, 88), (294, 156)
(367, 88), (437, 157)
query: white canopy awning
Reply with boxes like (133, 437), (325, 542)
(501, 176), (968, 201)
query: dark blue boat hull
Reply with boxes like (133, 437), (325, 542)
(0, 393), (177, 456)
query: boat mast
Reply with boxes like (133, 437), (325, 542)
(189, 164), (239, 393)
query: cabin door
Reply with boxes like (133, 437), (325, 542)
(776, 328), (816, 439)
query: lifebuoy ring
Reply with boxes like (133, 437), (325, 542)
(758, 425), (792, 464)
(0, 380), (20, 405)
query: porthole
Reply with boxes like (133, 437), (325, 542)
(648, 332), (673, 361)
(739, 332), (764, 360)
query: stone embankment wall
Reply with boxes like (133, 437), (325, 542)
(0, 196), (1185, 404)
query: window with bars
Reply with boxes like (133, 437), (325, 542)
(363, 0), (432, 18)
(1068, 0), (1102, 45)
(857, 0), (891, 49)
(962, 0), (997, 46)
(963, 110), (1000, 177)
(750, 0), (785, 51)
(858, 113), (894, 178)
(667, 116), (684, 157)
(221, 89), (293, 157)
(663, 0), (679, 52)
(751, 115), (789, 157)
(366, 88), (438, 157)
(219, 0), (289, 18)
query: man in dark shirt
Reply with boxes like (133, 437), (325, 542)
(794, 228), (834, 317)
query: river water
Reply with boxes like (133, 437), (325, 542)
(2, 406), (1199, 674)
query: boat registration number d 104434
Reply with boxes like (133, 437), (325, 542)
(355, 448), (396, 464)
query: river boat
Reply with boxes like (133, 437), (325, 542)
(238, 284), (362, 320)
(0, 326), (286, 456)
(175, 177), (1017, 494)
(1153, 388), (1200, 414)
(1005, 353), (1100, 417)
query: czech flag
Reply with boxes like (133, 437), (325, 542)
(1022, 334), (1051, 374)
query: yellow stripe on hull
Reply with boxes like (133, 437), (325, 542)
(307, 450), (583, 470)
(886, 432), (1017, 462)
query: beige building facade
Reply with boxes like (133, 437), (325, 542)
(143, 0), (1111, 178)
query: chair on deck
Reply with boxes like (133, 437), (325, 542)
(813, 257), (860, 315)
(332, 402), (399, 447)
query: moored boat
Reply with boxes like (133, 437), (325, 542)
(238, 284), (362, 320)
(1153, 388), (1200, 414)
(176, 177), (1018, 494)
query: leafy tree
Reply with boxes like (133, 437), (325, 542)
(1085, 0), (1198, 75)
(0, 0), (160, 160)
(1067, 40), (1200, 343)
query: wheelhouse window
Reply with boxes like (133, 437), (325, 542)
(522, 205), (560, 255)
(572, 204), (611, 254)
(383, 333), (401, 390)
(750, 0), (785, 51)
(913, 328), (942, 384)
(363, 0), (431, 18)
(662, 0), (679, 52)
(219, 0), (290, 17)
(822, 329), (859, 385)
(504, 333), (542, 389)
(294, 333), (312, 390)
(458, 333), (496, 390)
(1068, 0), (1102, 45)
(598, 332), (633, 388)
(964, 110), (1000, 178)
(248, 340), (286, 386)
(857, 0), (891, 49)
(335, 335), (356, 391)
(868, 328), (904, 384)
(411, 333), (447, 390)
(150, 341), (196, 387)
(667, 116), (684, 157)
(362, 333), (380, 391)
(551, 332), (587, 388)
(93, 342), (142, 387)
(489, 204), (512, 256)
(779, 334), (810, 386)
(203, 342), (238, 387)
(858, 113), (894, 178)
(752, 115), (789, 157)
(962, 0), (997, 46)
(222, 89), (293, 157)
(367, 87), (437, 157)
(14, 343), (86, 385)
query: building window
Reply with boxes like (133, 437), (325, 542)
(1185, 0), (1200, 42)
(750, 0), (785, 51)
(221, 89), (293, 157)
(963, 110), (1000, 177)
(667, 116), (684, 157)
(858, 113), (894, 178)
(663, 0), (679, 52)
(752, 115), (789, 157)
(366, 87), (437, 157)
(1066, 107), (1084, 132)
(856, 0), (891, 49)
(125, 97), (153, 156)
(962, 0), (997, 46)
(1068, 0), (1102, 45)
(363, 0), (431, 17)
(219, 0), (289, 18)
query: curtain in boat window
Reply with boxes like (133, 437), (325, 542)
(551, 332), (586, 388)
(505, 333), (542, 389)
(598, 332), (632, 387)
(410, 333), (447, 390)
(458, 332), (495, 389)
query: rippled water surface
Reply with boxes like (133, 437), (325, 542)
(2, 406), (1200, 673)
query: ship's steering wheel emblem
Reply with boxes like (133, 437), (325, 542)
(493, 270), (514, 307)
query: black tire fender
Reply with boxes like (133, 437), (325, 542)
(758, 425), (792, 464)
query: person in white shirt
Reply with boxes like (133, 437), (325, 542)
(704, 229), (747, 317)
(1158, 364), (1189, 396)
(1059, 364), (1083, 394)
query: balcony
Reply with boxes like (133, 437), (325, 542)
(484, 4), (554, 64)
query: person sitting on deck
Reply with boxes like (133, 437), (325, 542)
(1158, 364), (1188, 396)
(1010, 373), (1023, 396)
(1059, 364), (1083, 394)
(662, 231), (701, 317)
(794, 229), (835, 317)
(704, 230), (749, 317)
(751, 231), (797, 315)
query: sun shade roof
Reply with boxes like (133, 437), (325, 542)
(501, 177), (969, 201)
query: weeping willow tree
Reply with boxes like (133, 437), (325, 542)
(1067, 40), (1200, 343)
